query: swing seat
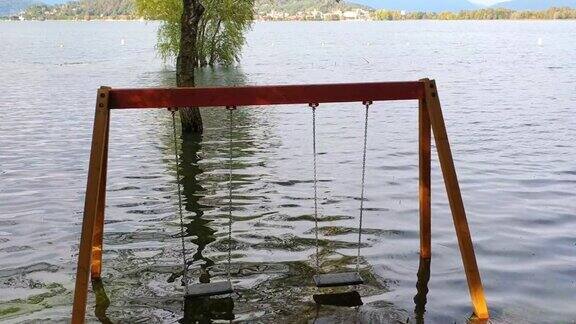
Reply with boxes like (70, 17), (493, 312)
(186, 280), (234, 298)
(313, 272), (364, 288)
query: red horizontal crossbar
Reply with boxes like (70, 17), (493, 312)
(108, 81), (425, 109)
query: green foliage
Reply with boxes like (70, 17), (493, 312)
(373, 7), (576, 20)
(0, 306), (21, 316)
(135, 0), (181, 62)
(136, 0), (254, 67)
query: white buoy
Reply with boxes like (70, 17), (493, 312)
(121, 38), (126, 46)
(538, 38), (543, 46)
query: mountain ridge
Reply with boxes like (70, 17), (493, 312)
(491, 0), (576, 9)
(0, 0), (34, 16)
(350, 0), (576, 10)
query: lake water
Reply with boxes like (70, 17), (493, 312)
(0, 20), (575, 323)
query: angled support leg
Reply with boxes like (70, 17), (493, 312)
(72, 86), (111, 324)
(422, 79), (489, 319)
(419, 93), (432, 259)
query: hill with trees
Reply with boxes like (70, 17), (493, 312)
(17, 0), (365, 20)
(373, 6), (576, 19)
(21, 0), (135, 20)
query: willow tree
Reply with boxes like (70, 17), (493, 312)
(136, 0), (254, 133)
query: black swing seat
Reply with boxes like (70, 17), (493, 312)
(313, 272), (364, 288)
(186, 280), (234, 298)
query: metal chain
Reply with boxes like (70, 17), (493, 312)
(357, 101), (372, 272)
(170, 109), (189, 286)
(310, 103), (320, 273)
(226, 106), (236, 279)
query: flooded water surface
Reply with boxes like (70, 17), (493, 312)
(0, 21), (575, 323)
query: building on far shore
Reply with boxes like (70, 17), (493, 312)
(256, 8), (372, 21)
(8, 15), (26, 21)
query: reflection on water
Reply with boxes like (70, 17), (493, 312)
(183, 296), (235, 323)
(313, 291), (363, 307)
(92, 279), (112, 324)
(180, 132), (215, 277)
(413, 258), (430, 324)
(93, 277), (237, 324)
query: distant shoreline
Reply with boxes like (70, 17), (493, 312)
(2, 18), (576, 22)
(6, 6), (575, 22)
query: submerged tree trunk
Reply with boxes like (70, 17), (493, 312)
(177, 0), (204, 134)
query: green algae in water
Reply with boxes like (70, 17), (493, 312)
(0, 306), (21, 316)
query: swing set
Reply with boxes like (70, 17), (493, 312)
(72, 79), (489, 322)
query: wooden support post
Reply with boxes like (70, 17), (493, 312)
(72, 87), (111, 324)
(422, 79), (489, 319)
(419, 93), (432, 259)
(90, 102), (109, 280)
